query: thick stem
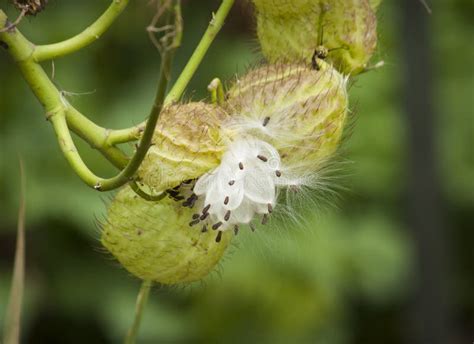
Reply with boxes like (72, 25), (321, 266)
(124, 280), (153, 344)
(32, 0), (130, 62)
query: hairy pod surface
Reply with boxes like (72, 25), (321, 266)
(369, 0), (382, 11)
(225, 61), (348, 172)
(253, 0), (377, 75)
(139, 102), (229, 193)
(101, 186), (232, 285)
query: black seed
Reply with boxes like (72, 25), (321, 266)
(224, 196), (229, 205)
(249, 223), (256, 232)
(168, 189), (179, 196)
(200, 212), (209, 221)
(262, 116), (270, 127)
(192, 214), (200, 219)
(262, 214), (269, 225)
(183, 179), (193, 184)
(267, 203), (273, 213)
(234, 225), (239, 235)
(189, 219), (200, 227)
(215, 231), (223, 243)
(212, 222), (223, 230)
(224, 210), (231, 221)
(275, 170), (282, 177)
(202, 204), (211, 214)
(201, 225), (208, 233)
(239, 162), (244, 170)
(257, 155), (268, 162)
(228, 180), (235, 186)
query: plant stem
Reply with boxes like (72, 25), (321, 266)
(165, 0), (235, 104)
(124, 280), (153, 344)
(32, 0), (130, 62)
(0, 9), (172, 191)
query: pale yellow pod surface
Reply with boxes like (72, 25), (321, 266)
(138, 102), (228, 192)
(226, 61), (348, 169)
(369, 0), (382, 11)
(102, 186), (232, 285)
(254, 0), (377, 75)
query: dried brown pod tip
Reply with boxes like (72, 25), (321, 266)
(12, 0), (48, 16)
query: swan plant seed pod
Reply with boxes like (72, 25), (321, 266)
(190, 61), (348, 233)
(225, 60), (348, 172)
(138, 102), (228, 193)
(253, 0), (378, 75)
(102, 186), (232, 285)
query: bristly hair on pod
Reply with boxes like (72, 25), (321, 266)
(185, 60), (349, 236)
(138, 101), (229, 194)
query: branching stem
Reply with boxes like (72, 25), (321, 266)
(32, 0), (130, 62)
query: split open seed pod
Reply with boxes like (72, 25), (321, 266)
(101, 186), (232, 285)
(253, 0), (378, 75)
(225, 60), (349, 173)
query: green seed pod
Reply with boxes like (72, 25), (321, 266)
(225, 61), (348, 170)
(253, 0), (377, 75)
(101, 186), (232, 285)
(138, 102), (228, 193)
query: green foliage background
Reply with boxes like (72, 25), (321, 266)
(0, 0), (472, 343)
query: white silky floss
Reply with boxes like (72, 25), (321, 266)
(193, 137), (293, 231)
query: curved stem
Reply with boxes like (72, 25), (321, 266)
(106, 125), (144, 146)
(32, 0), (130, 62)
(129, 181), (166, 201)
(165, 0), (235, 104)
(124, 280), (153, 344)
(65, 106), (129, 169)
(0, 9), (170, 191)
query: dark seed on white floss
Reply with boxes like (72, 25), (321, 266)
(212, 222), (223, 230)
(267, 203), (273, 213)
(262, 116), (270, 127)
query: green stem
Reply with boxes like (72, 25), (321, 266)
(124, 280), (153, 344)
(32, 0), (130, 62)
(165, 0), (235, 104)
(0, 9), (171, 191)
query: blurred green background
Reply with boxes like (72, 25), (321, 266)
(0, 0), (472, 343)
